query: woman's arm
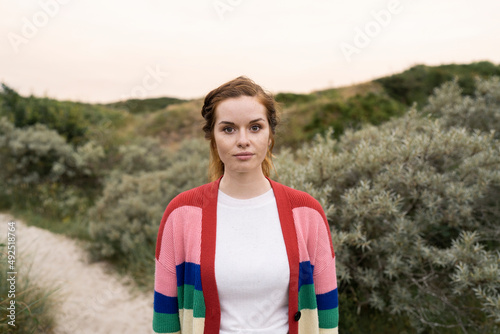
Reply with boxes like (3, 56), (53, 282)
(313, 209), (339, 333)
(153, 210), (181, 334)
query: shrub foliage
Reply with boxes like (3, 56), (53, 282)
(275, 77), (500, 333)
(0, 117), (104, 186)
(376, 61), (500, 106)
(87, 139), (209, 286)
(0, 83), (126, 146)
(425, 76), (500, 139)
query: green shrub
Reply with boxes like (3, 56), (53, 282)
(376, 61), (500, 107)
(0, 83), (126, 146)
(0, 117), (104, 187)
(273, 92), (405, 150)
(424, 76), (500, 139)
(0, 117), (105, 227)
(87, 138), (209, 286)
(304, 92), (405, 138)
(138, 100), (204, 141)
(115, 137), (173, 175)
(275, 79), (500, 333)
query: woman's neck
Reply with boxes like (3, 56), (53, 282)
(219, 170), (271, 199)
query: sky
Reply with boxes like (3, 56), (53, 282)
(1, 0), (499, 103)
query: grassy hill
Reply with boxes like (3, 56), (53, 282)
(102, 96), (187, 114)
(375, 61), (500, 106)
(2, 61), (498, 150)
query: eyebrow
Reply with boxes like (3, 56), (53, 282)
(218, 118), (265, 126)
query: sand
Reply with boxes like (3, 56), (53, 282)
(1, 213), (156, 334)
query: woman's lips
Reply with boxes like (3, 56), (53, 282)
(234, 152), (254, 160)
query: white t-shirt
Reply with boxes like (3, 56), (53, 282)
(214, 188), (290, 334)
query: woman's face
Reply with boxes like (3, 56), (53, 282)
(214, 95), (271, 177)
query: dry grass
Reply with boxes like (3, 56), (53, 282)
(333, 81), (385, 100)
(0, 241), (57, 334)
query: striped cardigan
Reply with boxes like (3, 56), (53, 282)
(153, 177), (339, 334)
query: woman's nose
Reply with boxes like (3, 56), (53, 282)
(237, 130), (250, 147)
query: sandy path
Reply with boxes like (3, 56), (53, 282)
(1, 213), (156, 334)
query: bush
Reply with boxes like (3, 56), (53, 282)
(0, 117), (105, 226)
(0, 83), (126, 146)
(138, 100), (204, 142)
(276, 92), (406, 150)
(275, 79), (500, 333)
(305, 92), (404, 136)
(87, 138), (209, 286)
(0, 117), (104, 187)
(425, 76), (500, 139)
(376, 61), (500, 107)
(115, 137), (173, 175)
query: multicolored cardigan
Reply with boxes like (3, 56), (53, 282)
(153, 177), (339, 334)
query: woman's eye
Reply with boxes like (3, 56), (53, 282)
(223, 127), (235, 134)
(250, 125), (261, 132)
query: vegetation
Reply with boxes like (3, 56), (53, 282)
(275, 77), (500, 333)
(376, 61), (500, 107)
(103, 96), (187, 114)
(87, 138), (209, 287)
(302, 92), (405, 139)
(0, 117), (105, 240)
(135, 99), (204, 142)
(0, 242), (56, 333)
(424, 76), (500, 139)
(1, 62), (499, 333)
(0, 84), (127, 146)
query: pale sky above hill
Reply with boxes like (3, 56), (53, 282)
(1, 0), (499, 103)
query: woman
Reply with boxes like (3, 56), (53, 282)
(153, 76), (339, 334)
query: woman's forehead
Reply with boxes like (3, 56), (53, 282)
(216, 96), (267, 122)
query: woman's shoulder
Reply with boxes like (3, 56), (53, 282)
(271, 179), (324, 213)
(165, 181), (215, 211)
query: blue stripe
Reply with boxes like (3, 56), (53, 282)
(175, 262), (202, 290)
(317, 288), (338, 310)
(154, 291), (178, 314)
(299, 261), (314, 290)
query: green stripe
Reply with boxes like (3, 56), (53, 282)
(153, 311), (180, 333)
(318, 307), (339, 329)
(177, 284), (205, 317)
(177, 285), (184, 309)
(193, 289), (206, 318)
(178, 284), (194, 309)
(298, 284), (317, 310)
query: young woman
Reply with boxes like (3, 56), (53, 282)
(153, 77), (339, 334)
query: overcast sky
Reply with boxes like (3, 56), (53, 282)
(1, 0), (499, 103)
